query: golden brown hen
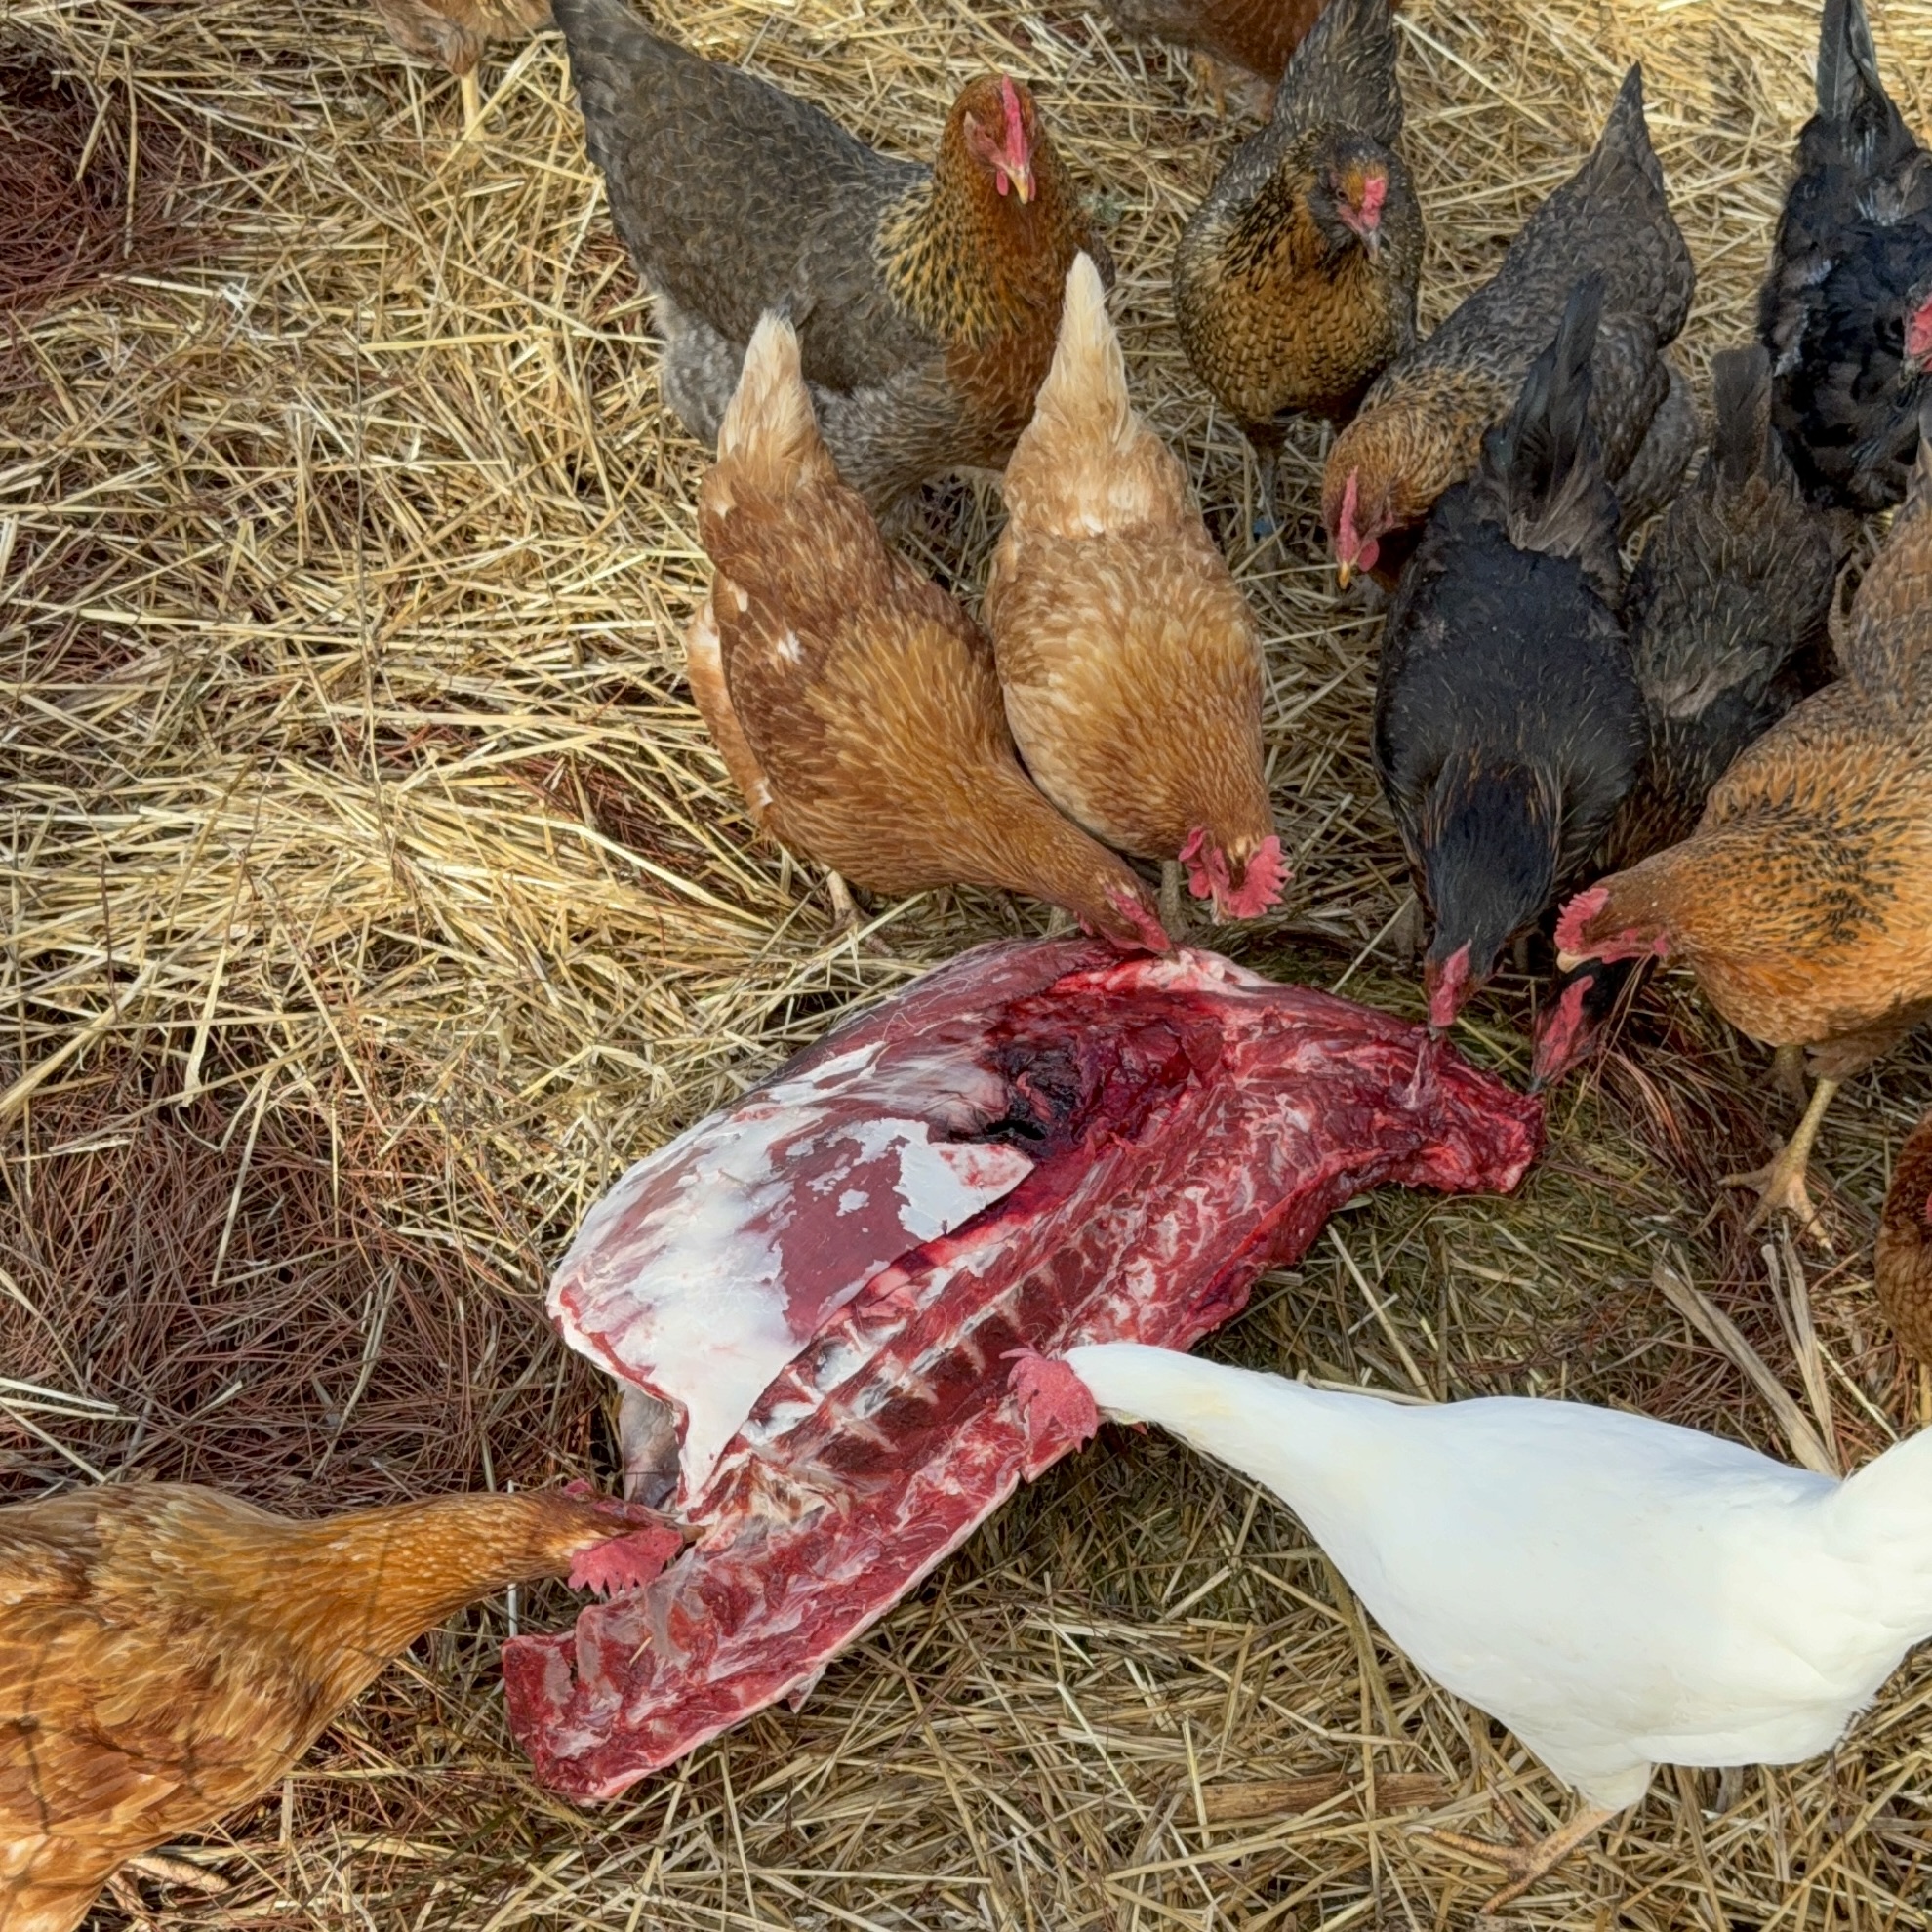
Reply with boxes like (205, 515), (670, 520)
(985, 255), (1283, 932)
(1101, 0), (1403, 97)
(1, 1482), (676, 1932)
(688, 310), (1170, 951)
(370, 0), (551, 130)
(1558, 403), (1932, 1239)
(1877, 1109), (1932, 1383)
(1322, 66), (1694, 587)
(1173, 0), (1420, 532)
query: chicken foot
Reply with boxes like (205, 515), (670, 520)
(1723, 1075), (1841, 1247)
(1422, 1798), (1621, 1914)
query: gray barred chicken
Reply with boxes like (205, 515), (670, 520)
(1531, 346), (1849, 1088)
(1173, 0), (1422, 525)
(554, 0), (1108, 509)
(1323, 66), (1695, 587)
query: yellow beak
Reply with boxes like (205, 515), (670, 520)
(1336, 559), (1354, 589)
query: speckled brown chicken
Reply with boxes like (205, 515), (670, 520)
(1557, 402), (1932, 1238)
(370, 0), (551, 127)
(688, 311), (1169, 951)
(554, 0), (1108, 509)
(985, 255), (1284, 931)
(0, 1483), (674, 1932)
(1877, 1110), (1932, 1375)
(1173, 0), (1421, 524)
(1322, 66), (1694, 587)
(1100, 0), (1401, 92)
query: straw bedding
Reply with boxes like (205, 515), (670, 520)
(4, 0), (1932, 1923)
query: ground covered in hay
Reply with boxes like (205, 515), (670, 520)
(5, 0), (1932, 1924)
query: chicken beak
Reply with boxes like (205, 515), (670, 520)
(1006, 162), (1035, 204)
(1335, 558), (1354, 590)
(1554, 948), (1584, 973)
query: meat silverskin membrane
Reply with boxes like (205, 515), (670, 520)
(503, 938), (1542, 1798)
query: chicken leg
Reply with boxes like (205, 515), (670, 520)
(461, 68), (482, 134)
(1423, 1800), (1621, 1914)
(1724, 1075), (1840, 1245)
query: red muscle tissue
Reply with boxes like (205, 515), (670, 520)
(503, 939), (1542, 1797)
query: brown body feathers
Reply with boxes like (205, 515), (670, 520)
(690, 313), (1170, 951)
(0, 1484), (663, 1932)
(986, 256), (1283, 920)
(1101, 0), (1401, 88)
(1877, 1111), (1932, 1371)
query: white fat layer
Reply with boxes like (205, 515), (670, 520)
(549, 1039), (1031, 1505)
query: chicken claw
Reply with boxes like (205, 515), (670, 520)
(1722, 1075), (1841, 1249)
(1420, 1800), (1620, 1915)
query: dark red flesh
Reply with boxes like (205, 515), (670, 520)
(503, 940), (1543, 1799)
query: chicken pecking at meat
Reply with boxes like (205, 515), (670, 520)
(1557, 402), (1932, 1239)
(1877, 1109), (1932, 1385)
(1375, 278), (1643, 1033)
(1098, 0), (1402, 100)
(1758, 0), (1932, 513)
(553, 0), (1107, 509)
(1173, 0), (1422, 530)
(370, 0), (551, 130)
(985, 254), (1284, 934)
(0, 1482), (674, 1932)
(1323, 66), (1695, 587)
(1531, 346), (1848, 1089)
(688, 308), (1168, 950)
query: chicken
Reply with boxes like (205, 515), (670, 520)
(1877, 1109), (1932, 1381)
(0, 1482), (676, 1932)
(1531, 346), (1848, 1089)
(1374, 278), (1643, 1032)
(1051, 1340), (1932, 1914)
(1323, 66), (1695, 587)
(688, 310), (1169, 951)
(984, 255), (1284, 933)
(553, 0), (1108, 510)
(1556, 402), (1932, 1237)
(370, 0), (551, 131)
(1758, 0), (1932, 512)
(1172, 0), (1422, 529)
(1099, 0), (1399, 97)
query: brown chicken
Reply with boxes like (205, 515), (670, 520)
(554, 0), (1108, 510)
(1322, 66), (1694, 587)
(985, 255), (1283, 932)
(1, 1482), (676, 1932)
(1557, 402), (1932, 1238)
(1100, 0), (1401, 95)
(370, 0), (551, 129)
(1877, 1109), (1932, 1380)
(1173, 0), (1421, 530)
(688, 310), (1170, 950)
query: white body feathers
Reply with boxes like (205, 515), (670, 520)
(1064, 1344), (1932, 1809)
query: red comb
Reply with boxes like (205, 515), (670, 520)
(1554, 885), (1610, 957)
(1356, 176), (1388, 226)
(569, 1523), (683, 1599)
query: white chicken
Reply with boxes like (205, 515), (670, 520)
(1052, 1343), (1932, 1913)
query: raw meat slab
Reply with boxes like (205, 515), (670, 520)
(505, 940), (1542, 1798)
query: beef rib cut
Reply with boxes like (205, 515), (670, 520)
(503, 939), (1541, 1797)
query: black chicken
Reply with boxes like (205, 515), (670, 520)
(1759, 0), (1932, 511)
(1374, 277), (1643, 1032)
(1530, 346), (1849, 1087)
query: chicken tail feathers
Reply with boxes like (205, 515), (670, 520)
(1277, 0), (1403, 145)
(1817, 0), (1886, 126)
(1707, 344), (1779, 493)
(1032, 252), (1133, 457)
(1478, 276), (1619, 571)
(1594, 65), (1664, 195)
(713, 313), (838, 500)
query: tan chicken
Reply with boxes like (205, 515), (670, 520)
(0, 1482), (677, 1932)
(688, 308), (1170, 951)
(1877, 1109), (1932, 1386)
(983, 255), (1281, 931)
(1321, 66), (1694, 587)
(1557, 403), (1932, 1239)
(370, 0), (551, 130)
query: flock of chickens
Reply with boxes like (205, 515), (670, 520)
(5, 0), (1932, 1924)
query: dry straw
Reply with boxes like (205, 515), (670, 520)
(4, 0), (1931, 1924)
